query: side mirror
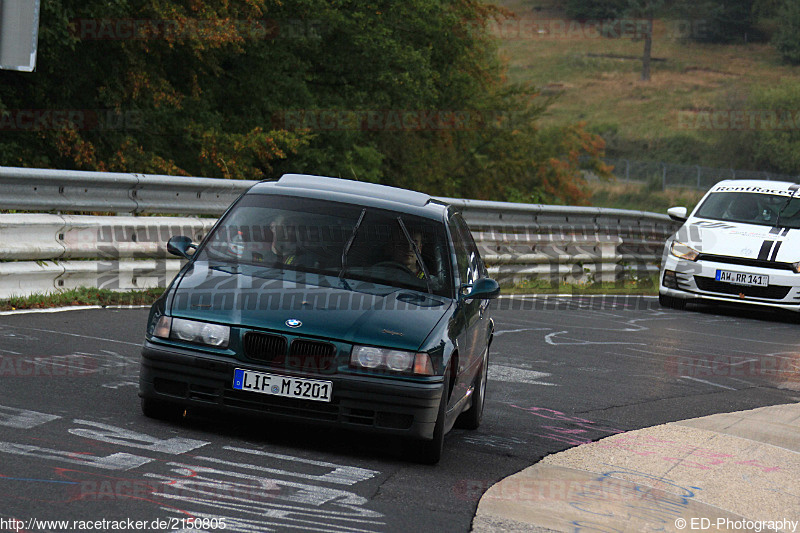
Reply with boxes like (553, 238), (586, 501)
(667, 206), (688, 223)
(167, 235), (196, 259)
(460, 277), (500, 301)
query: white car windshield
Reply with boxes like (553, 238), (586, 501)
(695, 191), (800, 228)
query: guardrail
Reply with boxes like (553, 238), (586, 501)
(0, 166), (248, 214)
(0, 166), (678, 299)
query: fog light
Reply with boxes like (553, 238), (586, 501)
(662, 270), (679, 289)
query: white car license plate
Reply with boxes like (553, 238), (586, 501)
(715, 270), (769, 287)
(233, 368), (332, 402)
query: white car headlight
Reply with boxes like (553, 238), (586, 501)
(670, 241), (700, 261)
(154, 316), (230, 348)
(350, 345), (434, 375)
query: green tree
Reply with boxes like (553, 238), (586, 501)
(1, 0), (313, 177)
(773, 0), (800, 64)
(565, 0), (628, 19)
(0, 0), (611, 204)
(677, 0), (758, 43)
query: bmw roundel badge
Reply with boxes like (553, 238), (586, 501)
(286, 319), (302, 328)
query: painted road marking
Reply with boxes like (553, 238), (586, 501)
(489, 365), (556, 386)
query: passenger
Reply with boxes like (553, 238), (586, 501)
(726, 195), (760, 222)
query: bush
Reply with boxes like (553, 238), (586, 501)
(712, 82), (800, 174)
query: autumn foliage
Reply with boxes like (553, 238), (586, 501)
(0, 0), (610, 205)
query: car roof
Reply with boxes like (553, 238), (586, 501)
(248, 174), (451, 219)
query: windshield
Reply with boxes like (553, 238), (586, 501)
(694, 191), (800, 228)
(197, 194), (453, 298)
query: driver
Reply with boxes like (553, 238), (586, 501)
(388, 229), (427, 280)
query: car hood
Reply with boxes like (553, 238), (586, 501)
(166, 262), (452, 352)
(681, 219), (800, 262)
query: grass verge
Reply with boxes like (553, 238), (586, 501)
(587, 178), (706, 213)
(501, 273), (660, 295)
(0, 287), (165, 311)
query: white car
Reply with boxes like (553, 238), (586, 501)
(660, 179), (800, 311)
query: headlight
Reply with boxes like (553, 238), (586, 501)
(154, 316), (230, 348)
(350, 345), (434, 375)
(670, 241), (699, 261)
(793, 261), (800, 274)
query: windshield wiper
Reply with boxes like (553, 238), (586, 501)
(396, 216), (434, 295)
(338, 208), (367, 284)
(775, 187), (800, 228)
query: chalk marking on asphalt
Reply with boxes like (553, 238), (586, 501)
(69, 419), (209, 455)
(679, 376), (737, 390)
(624, 347), (796, 367)
(666, 327), (800, 347)
(209, 447), (380, 486)
(102, 381), (138, 389)
(532, 317), (650, 333)
(626, 348), (763, 368)
(0, 405), (61, 429)
(493, 327), (551, 337)
(488, 365), (556, 386)
(0, 305), (149, 316)
(544, 331), (647, 346)
(603, 350), (667, 363)
(0, 326), (141, 346)
(727, 377), (758, 386)
(0, 441), (152, 470)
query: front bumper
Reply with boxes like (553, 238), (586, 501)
(660, 254), (800, 311)
(139, 340), (444, 440)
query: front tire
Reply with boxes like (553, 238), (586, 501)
(412, 368), (450, 464)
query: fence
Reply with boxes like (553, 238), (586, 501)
(0, 166), (678, 299)
(603, 157), (800, 191)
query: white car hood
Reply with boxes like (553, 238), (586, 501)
(680, 219), (800, 263)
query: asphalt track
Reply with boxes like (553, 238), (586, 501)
(0, 295), (798, 532)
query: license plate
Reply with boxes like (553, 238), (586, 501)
(233, 369), (332, 402)
(715, 270), (769, 287)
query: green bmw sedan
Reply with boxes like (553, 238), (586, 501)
(139, 174), (500, 463)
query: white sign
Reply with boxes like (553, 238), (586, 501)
(0, 0), (40, 72)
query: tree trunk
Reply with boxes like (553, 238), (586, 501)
(641, 17), (653, 81)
